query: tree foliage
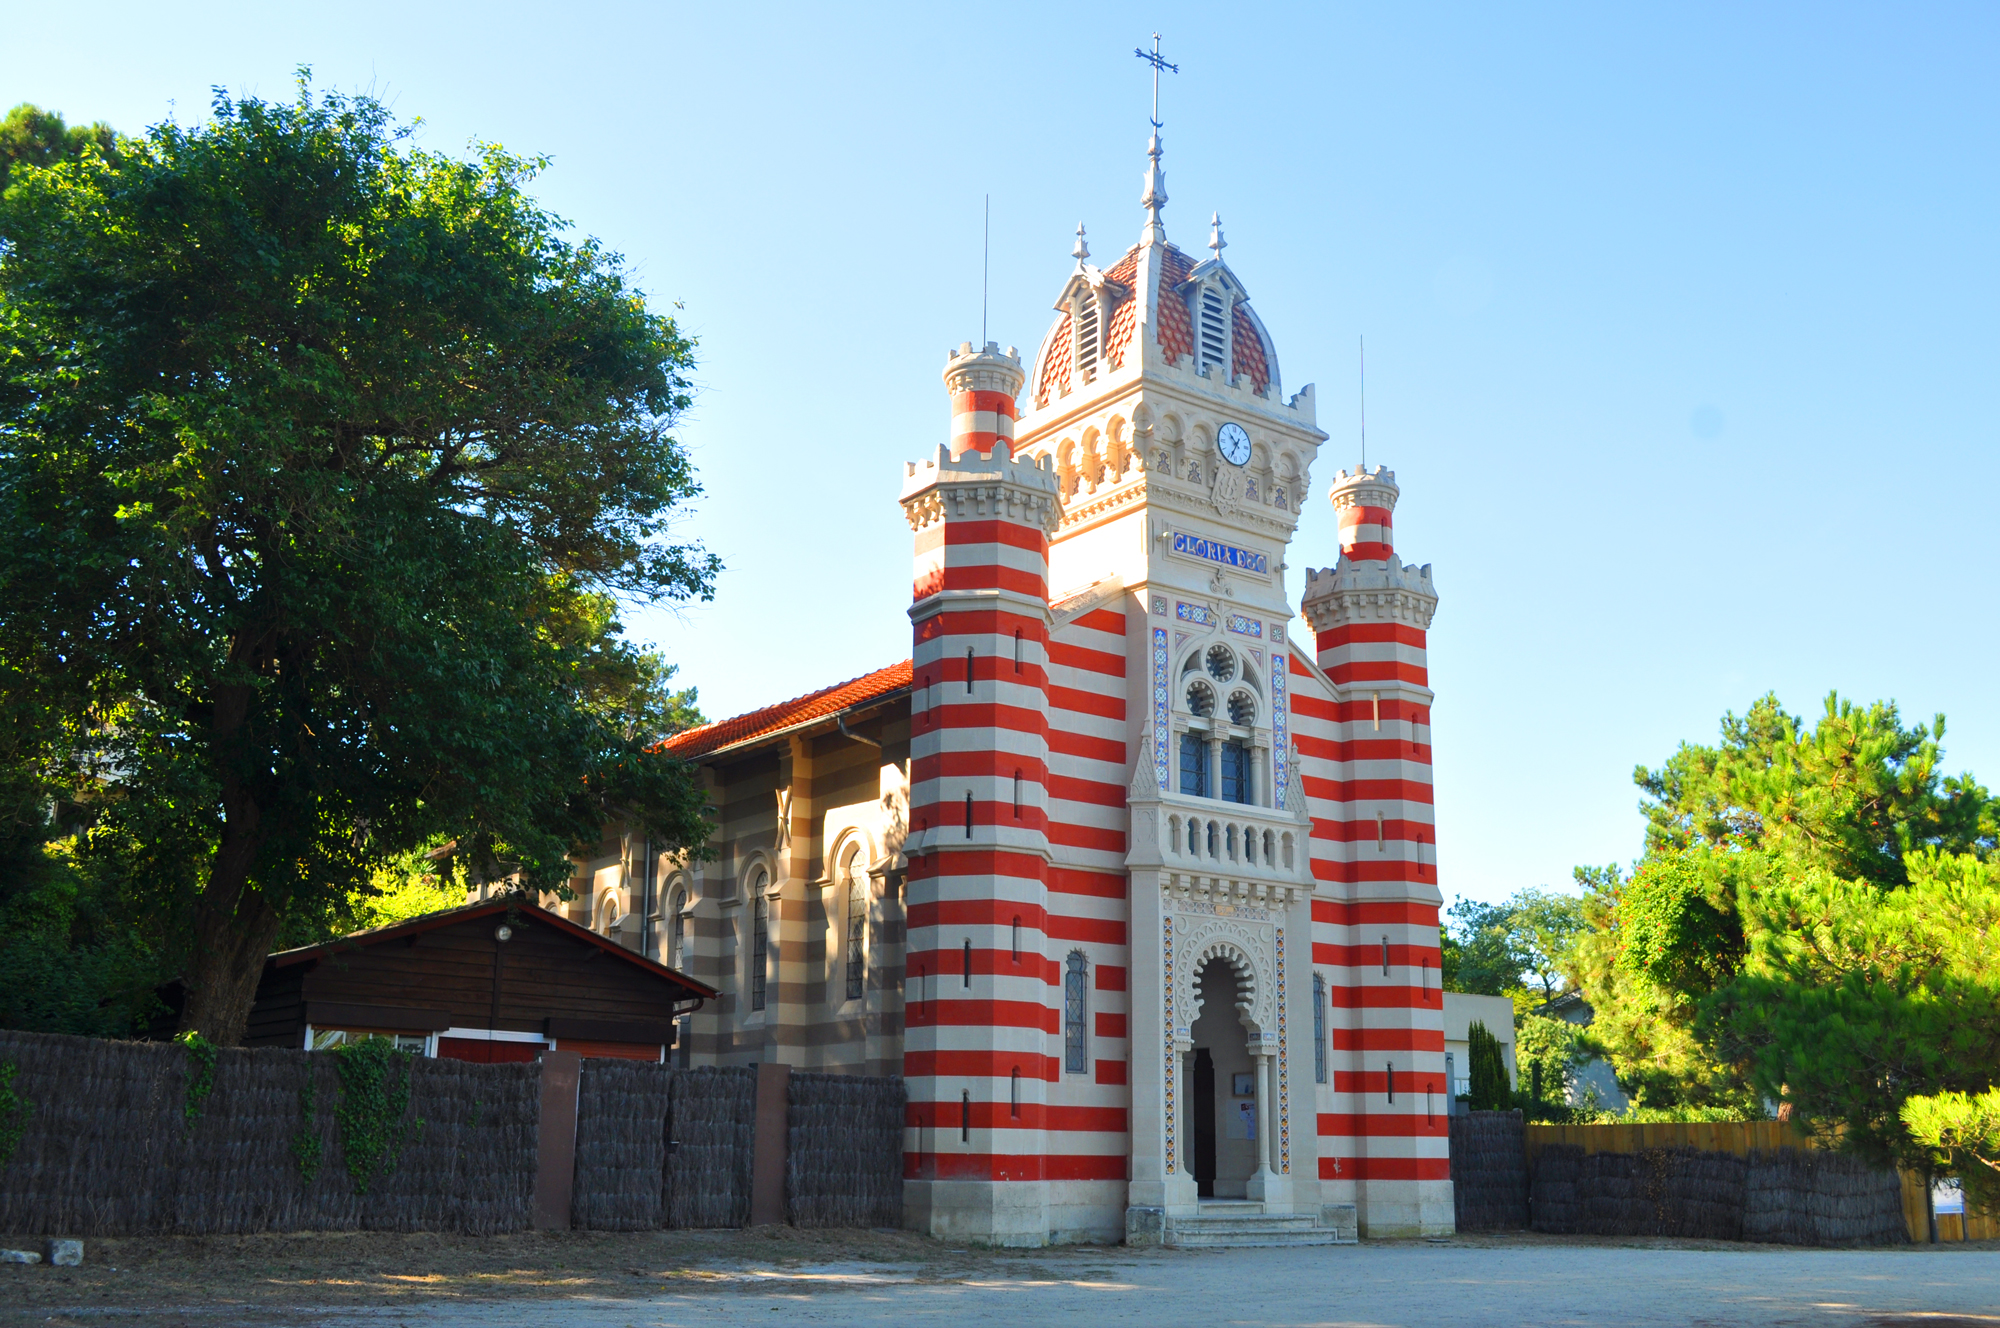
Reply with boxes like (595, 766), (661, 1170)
(1443, 888), (1585, 1001)
(0, 104), (117, 191)
(0, 77), (719, 1044)
(1572, 691), (2000, 1143)
(1903, 1089), (2000, 1215)
(1700, 849), (2000, 1171)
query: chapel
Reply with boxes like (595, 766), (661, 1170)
(523, 119), (1451, 1245)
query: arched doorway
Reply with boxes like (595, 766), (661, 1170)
(1189, 955), (1258, 1199)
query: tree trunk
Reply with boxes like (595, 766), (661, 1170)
(178, 873), (284, 1046)
(178, 690), (285, 1046)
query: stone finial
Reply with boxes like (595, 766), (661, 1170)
(1209, 211), (1227, 258)
(1072, 222), (1090, 267)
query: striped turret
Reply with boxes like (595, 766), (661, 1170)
(899, 365), (1061, 1244)
(1298, 464), (1450, 1236)
(945, 342), (1023, 460)
(1333, 465), (1398, 563)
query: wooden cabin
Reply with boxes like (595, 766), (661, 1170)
(211, 900), (715, 1061)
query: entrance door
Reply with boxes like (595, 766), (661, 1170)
(1192, 1047), (1217, 1197)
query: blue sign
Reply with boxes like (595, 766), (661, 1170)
(1171, 532), (1269, 575)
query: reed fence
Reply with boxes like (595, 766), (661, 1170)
(0, 1030), (537, 1236)
(571, 1059), (672, 1230)
(0, 1035), (909, 1237)
(1447, 1110), (1527, 1231)
(1518, 1122), (1953, 1245)
(786, 1071), (905, 1228)
(662, 1065), (757, 1229)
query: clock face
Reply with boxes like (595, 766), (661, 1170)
(1216, 421), (1252, 467)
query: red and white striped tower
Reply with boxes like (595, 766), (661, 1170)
(1299, 464), (1450, 1236)
(946, 341), (1022, 459)
(900, 343), (1064, 1244)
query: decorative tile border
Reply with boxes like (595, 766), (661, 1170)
(1150, 595), (1168, 617)
(1271, 652), (1291, 811)
(1276, 927), (1291, 1174)
(1175, 601), (1215, 626)
(1150, 627), (1170, 792)
(1226, 613), (1262, 638)
(1163, 915), (1177, 1174)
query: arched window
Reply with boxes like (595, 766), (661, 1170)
(1013, 770), (1022, 819)
(1063, 952), (1089, 1074)
(750, 885), (769, 1012)
(1011, 1067), (1021, 1118)
(1313, 973), (1328, 1085)
(1178, 731), (1208, 797)
(669, 889), (687, 969)
(1221, 739), (1250, 804)
(844, 850), (866, 1002)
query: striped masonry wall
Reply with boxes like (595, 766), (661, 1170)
(1297, 466), (1449, 1221)
(901, 350), (1067, 1227)
(1042, 603), (1132, 1190)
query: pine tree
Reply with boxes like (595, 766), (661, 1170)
(1467, 1020), (1512, 1111)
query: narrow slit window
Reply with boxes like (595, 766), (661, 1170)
(1011, 916), (1021, 962)
(1371, 692), (1381, 731)
(965, 647), (975, 694)
(751, 893), (769, 1012)
(963, 938), (972, 988)
(1010, 1068), (1021, 1118)
(1313, 973), (1327, 1085)
(1377, 811), (1386, 851)
(1013, 770), (1022, 819)
(964, 790), (974, 837)
(1387, 1061), (1396, 1103)
(1014, 629), (1023, 673)
(1063, 952), (1089, 1073)
(961, 1089), (971, 1143)
(1382, 936), (1391, 976)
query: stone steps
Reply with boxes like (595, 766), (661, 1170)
(1162, 1201), (1357, 1248)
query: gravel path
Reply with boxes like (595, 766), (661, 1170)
(20, 1238), (1995, 1328)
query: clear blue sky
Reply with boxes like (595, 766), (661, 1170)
(9, 3), (1997, 911)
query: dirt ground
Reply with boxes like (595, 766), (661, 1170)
(0, 1226), (1995, 1328)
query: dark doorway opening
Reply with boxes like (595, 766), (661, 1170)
(1192, 1047), (1217, 1197)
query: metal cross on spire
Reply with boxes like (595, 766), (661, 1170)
(1134, 33), (1178, 129)
(1134, 34), (1178, 245)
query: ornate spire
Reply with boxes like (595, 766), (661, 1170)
(1141, 130), (1168, 247)
(1208, 211), (1226, 260)
(1134, 34), (1177, 248)
(1072, 222), (1090, 269)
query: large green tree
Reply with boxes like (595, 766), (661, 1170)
(0, 78), (719, 1044)
(1573, 692), (1998, 1113)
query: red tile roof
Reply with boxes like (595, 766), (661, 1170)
(1232, 304), (1271, 395)
(658, 660), (913, 760)
(1036, 313), (1073, 409)
(1154, 245), (1196, 364)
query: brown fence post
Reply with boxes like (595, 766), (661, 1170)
(751, 1062), (791, 1226)
(532, 1050), (583, 1230)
